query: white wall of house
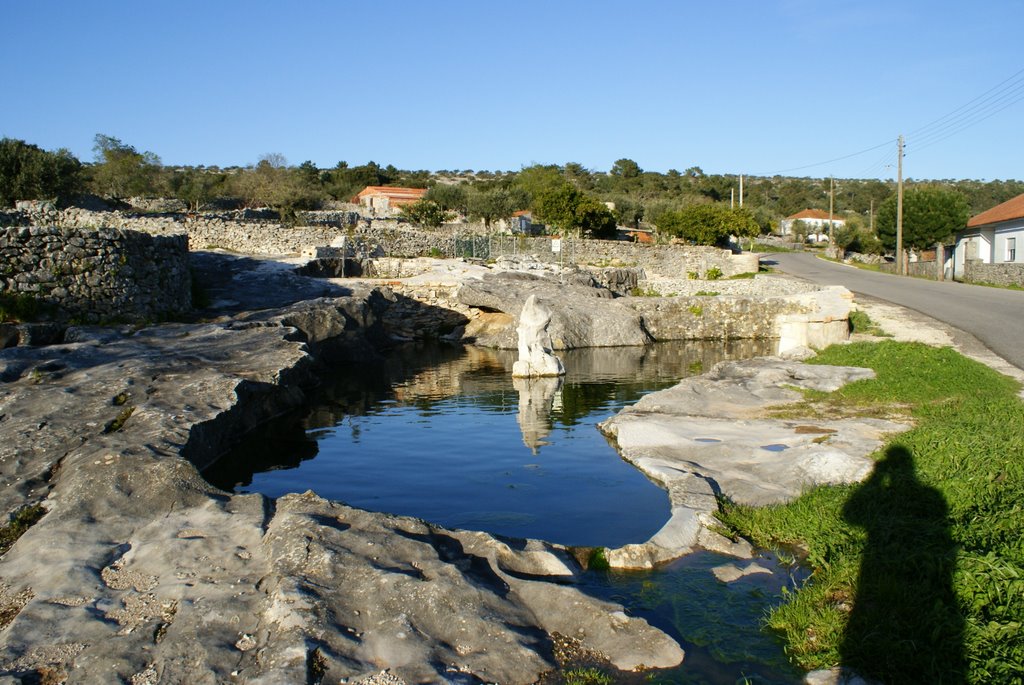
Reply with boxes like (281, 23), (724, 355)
(779, 217), (845, 236)
(993, 223), (1024, 263)
(953, 221), (1024, 276)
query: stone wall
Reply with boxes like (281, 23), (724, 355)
(0, 206), (760, 280)
(0, 226), (191, 323)
(963, 260), (1024, 287)
(485, 235), (759, 278)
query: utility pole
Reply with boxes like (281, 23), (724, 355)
(730, 188), (735, 209)
(828, 176), (835, 243)
(896, 135), (905, 275)
(739, 174), (744, 208)
(870, 199), (874, 233)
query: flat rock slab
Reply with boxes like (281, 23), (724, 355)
(0, 293), (682, 684)
(599, 357), (907, 569)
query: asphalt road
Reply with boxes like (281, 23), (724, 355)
(768, 251), (1024, 372)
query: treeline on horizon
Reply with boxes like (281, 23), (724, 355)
(2, 134), (1022, 249)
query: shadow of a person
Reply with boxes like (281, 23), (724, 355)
(841, 445), (965, 683)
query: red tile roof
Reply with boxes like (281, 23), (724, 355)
(352, 186), (428, 204)
(967, 193), (1024, 228)
(785, 209), (835, 221)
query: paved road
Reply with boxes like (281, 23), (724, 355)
(768, 252), (1024, 372)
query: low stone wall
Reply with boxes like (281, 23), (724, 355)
(963, 260), (1024, 287)
(880, 260), (942, 279)
(0, 206), (760, 280)
(487, 236), (758, 278)
(0, 226), (191, 323)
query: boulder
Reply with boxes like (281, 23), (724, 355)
(458, 271), (652, 349)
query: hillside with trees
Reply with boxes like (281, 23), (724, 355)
(3, 135), (1022, 251)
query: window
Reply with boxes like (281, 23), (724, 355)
(1008, 237), (1017, 262)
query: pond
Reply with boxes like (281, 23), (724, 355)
(206, 340), (804, 683)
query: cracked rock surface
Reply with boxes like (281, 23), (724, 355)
(599, 357), (908, 569)
(0, 289), (682, 684)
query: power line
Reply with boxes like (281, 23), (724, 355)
(909, 82), (1024, 153)
(757, 138), (896, 176)
(908, 67), (1024, 138)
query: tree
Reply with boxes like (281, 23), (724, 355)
(573, 196), (617, 239)
(399, 198), (452, 228)
(610, 196), (644, 228)
(654, 204), (758, 246)
(0, 138), (82, 207)
(90, 134), (163, 198)
(876, 186), (970, 251)
(466, 187), (515, 228)
(531, 182), (580, 233)
(170, 169), (226, 211)
(425, 183), (468, 214)
(611, 158), (641, 179)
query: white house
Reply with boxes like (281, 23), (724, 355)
(779, 209), (845, 241)
(954, 193), (1024, 273)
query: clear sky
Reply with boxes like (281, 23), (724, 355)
(2, 1), (1021, 181)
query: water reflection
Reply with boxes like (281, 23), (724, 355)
(205, 339), (773, 547)
(513, 375), (563, 454)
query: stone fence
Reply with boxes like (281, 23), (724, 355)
(0, 206), (758, 279)
(0, 226), (191, 323)
(962, 260), (1024, 287)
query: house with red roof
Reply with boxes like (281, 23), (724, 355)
(779, 209), (845, 240)
(954, 193), (1024, 275)
(352, 186), (428, 214)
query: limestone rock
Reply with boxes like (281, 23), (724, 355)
(0, 293), (683, 683)
(599, 357), (907, 568)
(458, 271), (652, 349)
(511, 295), (565, 378)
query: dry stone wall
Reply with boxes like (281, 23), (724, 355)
(0, 226), (191, 323)
(962, 260), (1024, 287)
(0, 206), (760, 280)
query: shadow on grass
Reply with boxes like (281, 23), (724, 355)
(841, 445), (965, 683)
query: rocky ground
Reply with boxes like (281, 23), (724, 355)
(1, 251), (1006, 684)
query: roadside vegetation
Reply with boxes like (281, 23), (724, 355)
(4, 135), (1024, 250)
(717, 341), (1024, 683)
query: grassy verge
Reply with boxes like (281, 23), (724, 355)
(717, 341), (1024, 683)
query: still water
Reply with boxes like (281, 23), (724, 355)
(206, 340), (803, 683)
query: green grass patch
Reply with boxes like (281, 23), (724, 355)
(562, 667), (613, 685)
(752, 242), (794, 253)
(848, 310), (891, 338)
(693, 290), (719, 297)
(727, 271), (757, 279)
(717, 341), (1024, 683)
(0, 505), (45, 556)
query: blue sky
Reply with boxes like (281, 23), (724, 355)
(2, 1), (1021, 180)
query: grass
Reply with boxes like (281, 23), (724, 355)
(103, 406), (135, 434)
(848, 310), (892, 338)
(562, 667), (613, 685)
(0, 505), (45, 556)
(752, 242), (794, 253)
(966, 280), (1024, 292)
(716, 341), (1024, 683)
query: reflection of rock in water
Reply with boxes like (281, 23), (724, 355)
(514, 375), (563, 454)
(391, 345), (509, 402)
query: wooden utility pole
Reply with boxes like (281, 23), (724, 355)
(828, 176), (835, 243)
(739, 174), (744, 208)
(896, 135), (905, 275)
(870, 199), (874, 233)
(730, 188), (735, 209)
